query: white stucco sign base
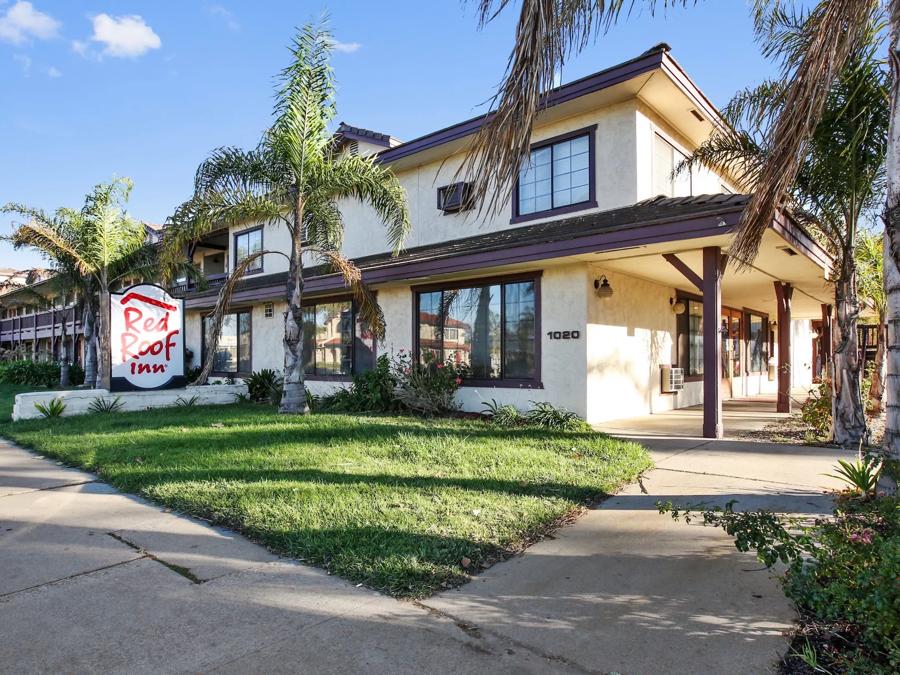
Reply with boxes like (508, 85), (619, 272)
(12, 384), (248, 421)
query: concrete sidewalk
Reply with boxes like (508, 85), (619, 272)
(1, 435), (847, 674)
(422, 437), (848, 675)
(0, 439), (559, 674)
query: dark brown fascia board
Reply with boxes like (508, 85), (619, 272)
(770, 211), (832, 274)
(184, 207), (744, 310)
(374, 49), (667, 165)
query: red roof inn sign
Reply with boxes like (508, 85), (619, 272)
(110, 284), (186, 391)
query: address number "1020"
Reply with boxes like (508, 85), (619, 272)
(547, 330), (580, 340)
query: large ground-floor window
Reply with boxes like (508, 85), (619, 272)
(746, 312), (768, 373)
(203, 310), (251, 376)
(302, 298), (375, 378)
(415, 275), (539, 385)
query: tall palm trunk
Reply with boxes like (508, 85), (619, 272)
(97, 281), (112, 390)
(832, 254), (867, 448)
(886, 1), (900, 460)
(280, 195), (309, 414)
(59, 300), (70, 388)
(82, 302), (97, 388)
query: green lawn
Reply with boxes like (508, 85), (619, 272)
(0, 397), (651, 597)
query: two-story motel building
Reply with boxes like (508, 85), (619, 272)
(1, 46), (833, 438)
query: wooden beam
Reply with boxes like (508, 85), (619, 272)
(774, 282), (794, 413)
(663, 253), (703, 291)
(703, 246), (723, 439)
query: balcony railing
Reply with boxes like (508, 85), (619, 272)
(170, 272), (228, 294)
(0, 307), (81, 344)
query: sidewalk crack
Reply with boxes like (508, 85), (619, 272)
(0, 556), (146, 600)
(107, 532), (204, 584)
(413, 601), (592, 673)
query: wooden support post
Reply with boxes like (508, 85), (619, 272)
(774, 282), (794, 413)
(703, 247), (723, 439)
(820, 303), (832, 376)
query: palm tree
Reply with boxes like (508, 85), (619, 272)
(3, 178), (163, 389)
(164, 22), (410, 414)
(463, 0), (898, 459)
(680, 13), (887, 448)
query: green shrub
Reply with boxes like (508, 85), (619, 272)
(800, 379), (832, 440)
(392, 351), (462, 416)
(317, 355), (399, 413)
(0, 360), (61, 387)
(482, 399), (522, 425)
(660, 486), (900, 672)
(186, 365), (203, 383)
(68, 362), (85, 386)
(525, 401), (588, 430)
(246, 369), (283, 404)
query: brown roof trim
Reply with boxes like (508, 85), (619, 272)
(181, 194), (832, 311)
(374, 47), (668, 165)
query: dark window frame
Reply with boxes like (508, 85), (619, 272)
(675, 292), (705, 382)
(302, 294), (377, 381)
(233, 226), (264, 275)
(511, 125), (598, 224)
(412, 272), (543, 389)
(744, 309), (769, 374)
(201, 308), (252, 378)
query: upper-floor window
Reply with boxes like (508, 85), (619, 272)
(234, 228), (263, 273)
(302, 299), (375, 378)
(513, 126), (596, 223)
(652, 133), (691, 198)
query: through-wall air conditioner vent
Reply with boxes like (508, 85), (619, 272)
(437, 182), (474, 213)
(778, 246), (798, 256)
(661, 365), (684, 393)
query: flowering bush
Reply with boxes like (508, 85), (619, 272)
(660, 482), (899, 672)
(391, 350), (463, 415)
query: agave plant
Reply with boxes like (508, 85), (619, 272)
(34, 398), (66, 419)
(88, 396), (125, 414)
(827, 456), (883, 496)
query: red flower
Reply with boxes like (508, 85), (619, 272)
(437, 363), (444, 369)
(455, 377), (462, 385)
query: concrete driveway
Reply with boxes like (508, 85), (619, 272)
(0, 432), (847, 674)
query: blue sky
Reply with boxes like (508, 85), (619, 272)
(0, 1), (778, 269)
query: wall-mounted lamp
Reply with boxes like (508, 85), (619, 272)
(594, 275), (613, 298)
(669, 297), (686, 315)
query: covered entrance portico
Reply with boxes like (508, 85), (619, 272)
(594, 210), (833, 438)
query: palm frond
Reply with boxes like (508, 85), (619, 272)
(194, 250), (270, 385)
(308, 246), (385, 340)
(733, 0), (880, 266)
(458, 0), (694, 215)
(270, 21), (335, 180)
(7, 221), (91, 275)
(321, 153), (410, 253)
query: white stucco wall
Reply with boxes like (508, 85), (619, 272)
(338, 102), (640, 261)
(585, 266), (680, 423)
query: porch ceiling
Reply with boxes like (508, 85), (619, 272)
(593, 229), (832, 320)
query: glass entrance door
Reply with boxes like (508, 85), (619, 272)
(721, 308), (743, 398)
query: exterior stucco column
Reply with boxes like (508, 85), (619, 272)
(774, 282), (794, 413)
(702, 246), (723, 439)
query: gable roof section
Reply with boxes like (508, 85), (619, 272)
(334, 122), (400, 148)
(374, 45), (724, 166)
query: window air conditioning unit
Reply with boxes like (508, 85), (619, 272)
(437, 182), (473, 213)
(661, 366), (684, 393)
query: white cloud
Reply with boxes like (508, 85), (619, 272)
(208, 4), (239, 31)
(45, 64), (59, 77)
(0, 1), (60, 44)
(89, 13), (161, 58)
(330, 39), (361, 54)
(12, 51), (30, 75)
(71, 39), (87, 56)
